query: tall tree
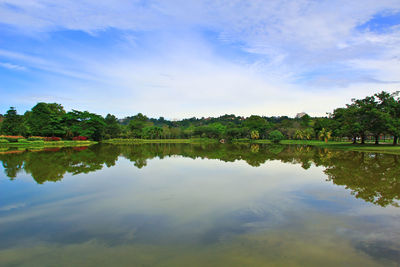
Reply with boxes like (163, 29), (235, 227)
(128, 113), (151, 138)
(27, 102), (66, 137)
(64, 110), (106, 140)
(104, 114), (121, 139)
(243, 115), (271, 139)
(353, 96), (387, 144)
(142, 126), (163, 139)
(375, 91), (400, 145)
(332, 107), (362, 143)
(0, 107), (26, 136)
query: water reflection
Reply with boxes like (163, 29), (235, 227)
(1, 143), (399, 207)
(0, 144), (399, 266)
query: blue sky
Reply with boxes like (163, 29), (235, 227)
(0, 0), (400, 119)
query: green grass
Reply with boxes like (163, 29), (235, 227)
(0, 140), (97, 148)
(228, 139), (400, 155)
(103, 138), (400, 154)
(6, 137), (397, 154)
(274, 139), (400, 154)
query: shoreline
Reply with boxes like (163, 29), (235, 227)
(255, 139), (400, 154)
(103, 138), (400, 155)
(2, 138), (399, 155)
(0, 140), (98, 149)
(102, 138), (219, 144)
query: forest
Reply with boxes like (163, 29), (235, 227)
(1, 91), (399, 144)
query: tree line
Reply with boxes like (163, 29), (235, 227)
(0, 90), (399, 144)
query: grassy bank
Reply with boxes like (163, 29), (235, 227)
(253, 139), (400, 155)
(102, 138), (400, 154)
(0, 140), (97, 148)
(5, 137), (393, 154)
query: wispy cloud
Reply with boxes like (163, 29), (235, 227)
(0, 0), (399, 117)
(0, 61), (26, 71)
(0, 203), (26, 211)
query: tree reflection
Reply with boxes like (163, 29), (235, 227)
(0, 144), (399, 207)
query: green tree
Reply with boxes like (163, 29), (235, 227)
(303, 128), (314, 140)
(250, 130), (260, 140)
(162, 125), (171, 139)
(64, 110), (106, 140)
(294, 129), (304, 140)
(313, 117), (333, 140)
(104, 114), (121, 139)
(319, 128), (332, 143)
(194, 123), (226, 139)
(375, 91), (400, 145)
(0, 115), (4, 131)
(300, 114), (311, 127)
(26, 102), (66, 137)
(183, 126), (195, 138)
(243, 115), (271, 139)
(142, 126), (163, 139)
(209, 123), (226, 138)
(128, 113), (151, 138)
(0, 107), (26, 136)
(353, 95), (387, 144)
(269, 130), (284, 143)
(225, 127), (245, 140)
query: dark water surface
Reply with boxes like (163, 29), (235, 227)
(0, 144), (399, 266)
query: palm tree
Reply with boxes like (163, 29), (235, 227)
(294, 130), (304, 140)
(250, 130), (259, 140)
(319, 128), (332, 143)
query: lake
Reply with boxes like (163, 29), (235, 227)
(0, 143), (399, 266)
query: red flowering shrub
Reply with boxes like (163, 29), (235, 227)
(72, 136), (88, 141)
(44, 137), (62, 141)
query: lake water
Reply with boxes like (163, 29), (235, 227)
(0, 144), (399, 266)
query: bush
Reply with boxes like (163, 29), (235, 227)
(30, 140), (45, 145)
(0, 135), (24, 142)
(27, 137), (45, 141)
(0, 139), (9, 144)
(269, 130), (285, 143)
(17, 138), (29, 143)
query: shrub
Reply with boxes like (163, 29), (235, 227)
(0, 139), (9, 144)
(17, 138), (29, 143)
(27, 137), (45, 141)
(269, 130), (285, 143)
(0, 135), (24, 142)
(30, 140), (45, 145)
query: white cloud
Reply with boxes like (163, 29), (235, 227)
(0, 0), (400, 117)
(0, 61), (26, 71)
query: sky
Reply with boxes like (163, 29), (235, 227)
(0, 0), (400, 119)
